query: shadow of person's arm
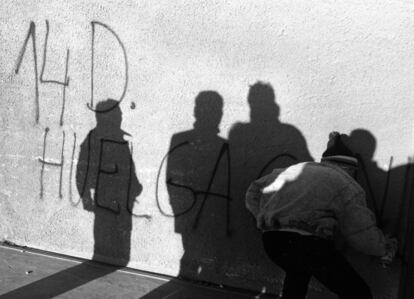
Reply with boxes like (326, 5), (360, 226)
(76, 132), (95, 212)
(125, 151), (152, 219)
(294, 128), (314, 162)
(127, 160), (143, 213)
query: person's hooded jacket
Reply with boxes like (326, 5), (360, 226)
(245, 161), (386, 256)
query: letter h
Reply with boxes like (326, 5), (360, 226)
(38, 127), (65, 198)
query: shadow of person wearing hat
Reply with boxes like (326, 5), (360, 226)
(343, 129), (414, 299)
(341, 129), (388, 226)
(245, 131), (397, 299)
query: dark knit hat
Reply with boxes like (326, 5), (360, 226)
(321, 132), (358, 167)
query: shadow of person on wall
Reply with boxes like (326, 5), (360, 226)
(229, 81), (313, 178)
(342, 129), (388, 227)
(343, 128), (411, 238)
(77, 99), (143, 266)
(227, 81), (313, 291)
(343, 128), (414, 299)
(166, 91), (231, 280)
(2, 99), (142, 298)
(142, 91), (235, 298)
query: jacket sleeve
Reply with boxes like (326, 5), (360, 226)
(336, 187), (386, 256)
(245, 168), (284, 228)
(245, 177), (265, 220)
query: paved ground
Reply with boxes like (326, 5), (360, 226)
(0, 244), (276, 299)
(3, 244), (407, 299)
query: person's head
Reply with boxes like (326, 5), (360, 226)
(321, 131), (358, 178)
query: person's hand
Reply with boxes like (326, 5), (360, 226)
(380, 236), (398, 268)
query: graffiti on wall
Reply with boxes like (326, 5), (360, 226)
(13, 20), (414, 235)
(9, 18), (414, 298)
(13, 20), (140, 214)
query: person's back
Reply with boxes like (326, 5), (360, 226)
(248, 162), (361, 237)
(245, 132), (397, 299)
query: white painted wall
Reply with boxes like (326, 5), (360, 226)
(1, 1), (413, 297)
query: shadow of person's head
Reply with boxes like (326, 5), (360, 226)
(193, 91), (223, 134)
(95, 99), (123, 129)
(247, 81), (280, 122)
(345, 129), (377, 161)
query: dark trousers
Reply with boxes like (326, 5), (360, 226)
(262, 231), (372, 299)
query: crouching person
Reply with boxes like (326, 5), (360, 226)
(245, 132), (397, 299)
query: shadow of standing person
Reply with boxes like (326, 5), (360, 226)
(2, 99), (143, 298)
(229, 82), (313, 178)
(343, 128), (414, 299)
(77, 99), (143, 266)
(227, 81), (313, 290)
(142, 91), (232, 298)
(344, 129), (407, 236)
(342, 129), (388, 226)
(166, 91), (231, 281)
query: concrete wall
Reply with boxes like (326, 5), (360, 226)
(1, 1), (413, 297)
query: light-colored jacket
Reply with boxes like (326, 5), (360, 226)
(245, 162), (386, 256)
